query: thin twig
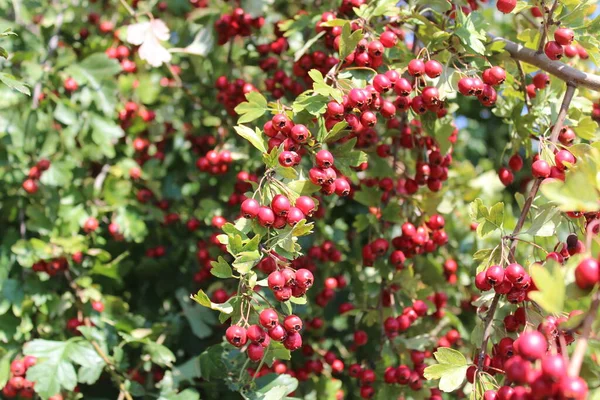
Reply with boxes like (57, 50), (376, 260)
(477, 83), (577, 371)
(568, 291), (600, 377)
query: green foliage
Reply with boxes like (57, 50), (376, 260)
(423, 348), (469, 392)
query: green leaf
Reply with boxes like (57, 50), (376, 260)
(210, 257), (233, 278)
(177, 288), (216, 339)
(0, 73), (30, 95)
(423, 348), (469, 392)
(191, 290), (234, 314)
(331, 137), (368, 176)
(528, 262), (565, 314)
(145, 342), (176, 367)
(381, 202), (403, 223)
(24, 340), (79, 398)
(339, 23), (363, 61)
(235, 92), (269, 124)
(263, 343), (292, 368)
(308, 69), (343, 104)
(234, 125), (268, 154)
(324, 121), (349, 143)
(198, 344), (227, 381)
(287, 180), (321, 195)
(454, 10), (488, 55)
(291, 92), (328, 116)
(65, 53), (122, 84)
(90, 114), (125, 158)
(469, 199), (504, 237)
(540, 148), (600, 212)
(573, 116), (599, 141)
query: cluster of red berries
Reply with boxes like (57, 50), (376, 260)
(314, 274), (347, 307)
(475, 263), (534, 303)
(266, 266), (315, 301)
(382, 299), (429, 337)
(2, 357), (38, 399)
(194, 237), (227, 284)
(215, 76), (258, 116)
(263, 69), (305, 100)
(469, 330), (588, 400)
(503, 306), (527, 332)
(196, 149), (234, 175)
(543, 28), (576, 61)
(531, 148), (576, 181)
(306, 150), (351, 197)
(31, 257), (68, 276)
(351, 350), (431, 398)
(498, 153), (523, 186)
(22, 159), (50, 194)
(145, 245), (167, 258)
(240, 192), (316, 228)
(457, 66), (506, 107)
(443, 258), (459, 284)
(362, 217), (448, 267)
(214, 8), (265, 45)
(225, 309), (303, 360)
(118, 101), (156, 129)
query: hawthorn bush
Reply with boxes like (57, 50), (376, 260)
(1, 0), (600, 399)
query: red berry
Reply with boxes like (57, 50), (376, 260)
(407, 59), (425, 77)
(283, 331), (302, 350)
(485, 265), (505, 287)
(424, 60), (443, 78)
(247, 342), (264, 362)
(575, 258), (599, 289)
(225, 325), (247, 347)
(544, 41), (563, 60)
(283, 315), (303, 332)
(241, 198), (260, 219)
(271, 194), (291, 217)
(286, 207), (305, 226)
(482, 66), (506, 86)
(268, 324), (287, 341)
(268, 271), (285, 291)
(295, 196), (316, 217)
(515, 331), (547, 360)
(554, 28), (574, 46)
(498, 167), (514, 186)
(555, 149), (575, 171)
(315, 149), (334, 168)
(505, 263), (525, 284)
(541, 354), (566, 381)
(532, 159), (551, 178)
(296, 268), (314, 289)
(558, 376), (588, 400)
(259, 308), (279, 329)
(533, 73), (550, 90)
(496, 0), (516, 13)
(257, 207), (275, 227)
(373, 74), (392, 93)
(508, 154), (523, 171)
(380, 31), (398, 48)
(10, 359), (25, 376)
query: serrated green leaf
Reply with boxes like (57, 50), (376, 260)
(210, 257), (233, 278)
(234, 125), (268, 154)
(235, 92), (269, 124)
(339, 23), (363, 61)
(528, 262), (565, 314)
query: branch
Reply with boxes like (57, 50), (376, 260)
(477, 83), (577, 371)
(488, 35), (600, 92)
(568, 291), (600, 377)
